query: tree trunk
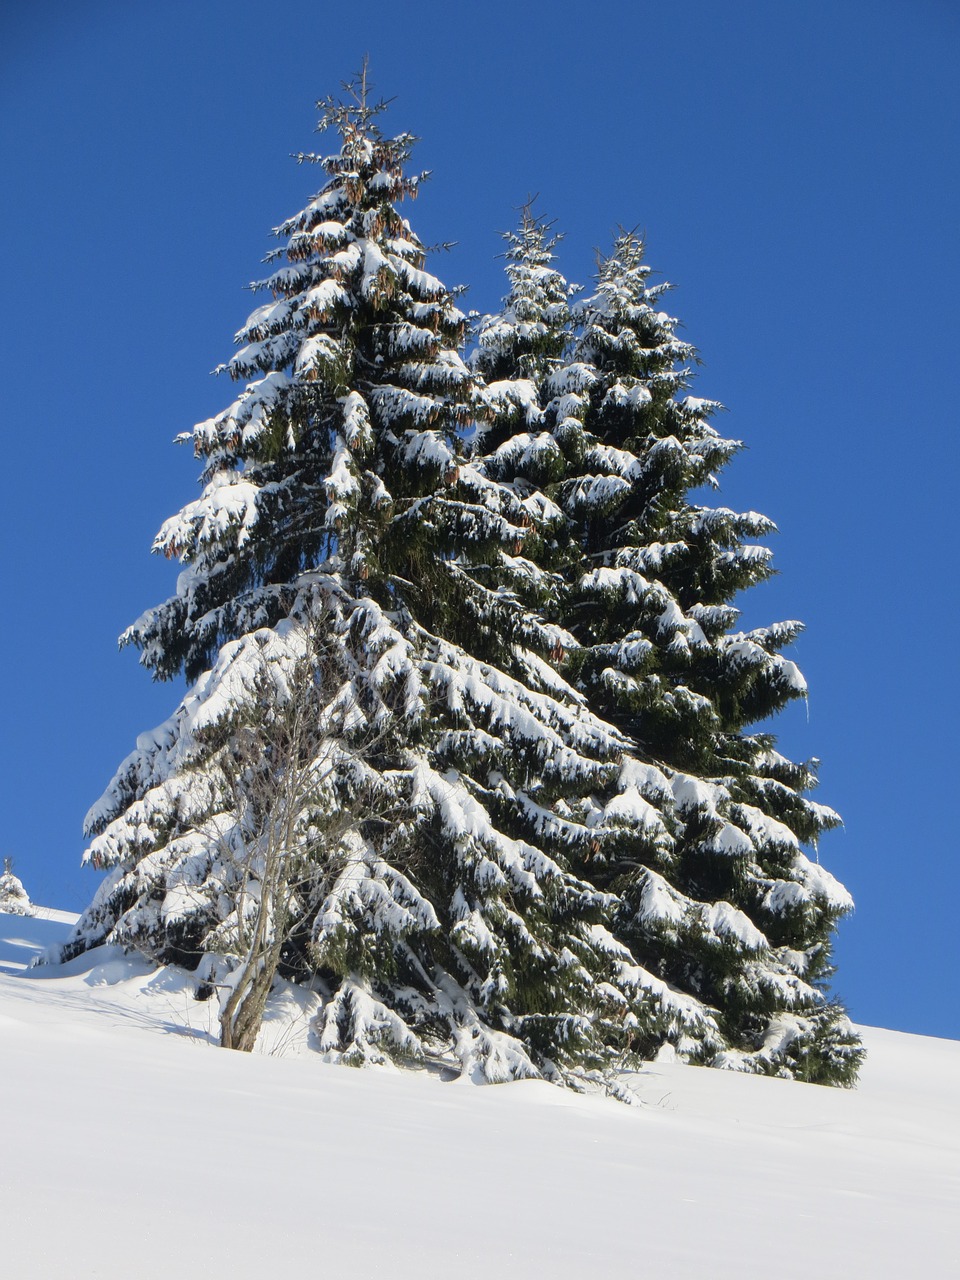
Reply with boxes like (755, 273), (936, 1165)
(219, 857), (286, 1052)
(220, 945), (281, 1051)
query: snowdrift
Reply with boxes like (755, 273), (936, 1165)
(1, 908), (956, 1279)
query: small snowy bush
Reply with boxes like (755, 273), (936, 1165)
(0, 859), (33, 917)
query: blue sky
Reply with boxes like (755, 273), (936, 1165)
(2, 0), (957, 1039)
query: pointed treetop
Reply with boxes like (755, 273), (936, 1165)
(349, 55), (372, 112)
(307, 58), (401, 149)
(320, 57), (387, 128)
(504, 197), (564, 265)
(288, 62), (424, 206)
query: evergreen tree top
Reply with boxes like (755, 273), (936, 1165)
(282, 68), (427, 240)
(130, 73), (497, 683)
(474, 203), (578, 389)
(577, 230), (697, 392)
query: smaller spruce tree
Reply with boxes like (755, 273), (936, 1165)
(471, 224), (861, 1083)
(0, 858), (33, 917)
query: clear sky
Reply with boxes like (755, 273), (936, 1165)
(2, 0), (957, 1040)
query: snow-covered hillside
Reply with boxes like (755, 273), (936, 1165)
(2, 909), (956, 1279)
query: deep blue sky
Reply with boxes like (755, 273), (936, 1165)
(2, 0), (957, 1040)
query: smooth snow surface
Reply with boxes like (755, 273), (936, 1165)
(1, 910), (956, 1279)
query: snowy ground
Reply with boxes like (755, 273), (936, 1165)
(2, 909), (957, 1279)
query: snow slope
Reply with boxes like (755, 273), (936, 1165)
(1, 909), (957, 1279)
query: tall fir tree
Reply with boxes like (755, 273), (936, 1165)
(63, 82), (735, 1086)
(474, 220), (860, 1082)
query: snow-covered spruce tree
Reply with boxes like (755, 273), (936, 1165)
(472, 205), (578, 442)
(469, 217), (859, 1081)
(62, 83), (724, 1085)
(468, 208), (581, 632)
(537, 231), (859, 1083)
(0, 858), (33, 916)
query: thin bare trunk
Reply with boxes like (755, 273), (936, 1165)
(214, 616), (385, 1054)
(220, 942), (282, 1051)
(220, 844), (286, 1051)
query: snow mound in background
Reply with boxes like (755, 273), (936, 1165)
(1, 908), (957, 1280)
